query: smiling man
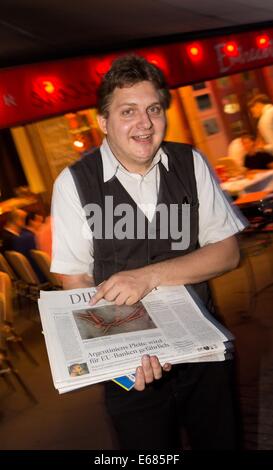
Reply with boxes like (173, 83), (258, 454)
(97, 80), (166, 173)
(51, 55), (246, 449)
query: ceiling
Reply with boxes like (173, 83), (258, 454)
(2, 0), (273, 69)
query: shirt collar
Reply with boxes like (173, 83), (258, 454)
(100, 138), (169, 182)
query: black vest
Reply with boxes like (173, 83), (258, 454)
(70, 141), (213, 310)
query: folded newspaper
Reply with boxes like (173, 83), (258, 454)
(38, 285), (234, 394)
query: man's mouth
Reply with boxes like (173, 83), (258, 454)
(132, 134), (152, 142)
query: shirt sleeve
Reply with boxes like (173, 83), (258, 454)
(50, 168), (94, 275)
(193, 149), (248, 247)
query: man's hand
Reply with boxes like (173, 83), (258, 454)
(134, 355), (172, 391)
(90, 268), (157, 306)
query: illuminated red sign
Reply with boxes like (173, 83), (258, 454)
(0, 28), (273, 128)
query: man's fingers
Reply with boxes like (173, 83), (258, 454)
(89, 289), (104, 305)
(163, 362), (172, 372)
(141, 354), (154, 383)
(114, 292), (132, 306)
(150, 355), (163, 380)
(134, 366), (145, 391)
(134, 357), (171, 391)
(89, 280), (113, 305)
(103, 285), (123, 303)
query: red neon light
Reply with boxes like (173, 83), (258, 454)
(95, 58), (113, 77)
(256, 34), (270, 48)
(144, 53), (169, 75)
(145, 53), (164, 68)
(34, 76), (60, 97)
(223, 42), (239, 57)
(187, 43), (203, 60)
(42, 80), (55, 94)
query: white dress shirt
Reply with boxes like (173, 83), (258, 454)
(51, 139), (246, 275)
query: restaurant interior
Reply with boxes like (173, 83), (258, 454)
(0, 33), (273, 450)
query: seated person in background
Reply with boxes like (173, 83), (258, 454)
(241, 134), (273, 170)
(227, 134), (248, 167)
(36, 214), (52, 259)
(0, 209), (26, 253)
(13, 212), (46, 282)
(248, 94), (273, 154)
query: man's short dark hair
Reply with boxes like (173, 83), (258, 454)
(248, 94), (271, 108)
(97, 55), (171, 117)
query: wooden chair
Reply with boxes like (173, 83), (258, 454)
(4, 251), (49, 300)
(30, 249), (62, 289)
(0, 271), (13, 322)
(0, 271), (38, 365)
(0, 253), (17, 282)
(0, 253), (26, 299)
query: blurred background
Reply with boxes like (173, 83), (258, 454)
(0, 0), (273, 451)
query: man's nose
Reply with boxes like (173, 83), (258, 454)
(136, 111), (153, 129)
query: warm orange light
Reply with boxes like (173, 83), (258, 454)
(190, 47), (199, 56)
(256, 34), (270, 48)
(223, 42), (239, 57)
(73, 139), (84, 149)
(187, 43), (202, 60)
(42, 80), (55, 94)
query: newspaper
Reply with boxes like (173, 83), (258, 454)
(38, 285), (234, 393)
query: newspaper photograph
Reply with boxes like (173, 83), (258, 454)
(38, 285), (234, 393)
(73, 302), (156, 339)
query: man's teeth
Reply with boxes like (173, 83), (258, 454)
(134, 135), (151, 141)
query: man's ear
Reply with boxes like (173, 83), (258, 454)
(97, 114), (107, 134)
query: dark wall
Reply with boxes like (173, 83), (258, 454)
(0, 129), (27, 200)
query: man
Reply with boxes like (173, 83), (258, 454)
(227, 134), (248, 167)
(240, 134), (273, 170)
(51, 55), (246, 449)
(248, 94), (273, 154)
(13, 212), (46, 282)
(1, 209), (26, 253)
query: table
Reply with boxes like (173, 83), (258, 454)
(221, 170), (273, 196)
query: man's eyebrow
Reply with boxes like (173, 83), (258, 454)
(117, 102), (137, 107)
(147, 102), (162, 107)
(117, 101), (161, 108)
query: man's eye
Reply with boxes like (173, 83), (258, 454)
(121, 109), (134, 116)
(148, 106), (162, 114)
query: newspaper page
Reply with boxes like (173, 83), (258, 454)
(39, 285), (233, 393)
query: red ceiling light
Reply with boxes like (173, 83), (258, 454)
(34, 76), (60, 96)
(223, 41), (239, 57)
(256, 34), (270, 49)
(42, 80), (55, 94)
(145, 53), (168, 75)
(187, 43), (203, 60)
(95, 58), (113, 77)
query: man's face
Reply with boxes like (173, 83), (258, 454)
(97, 81), (167, 173)
(73, 365), (83, 375)
(32, 214), (43, 231)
